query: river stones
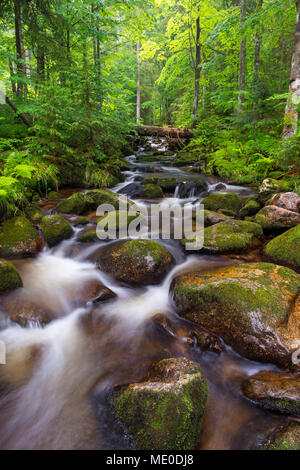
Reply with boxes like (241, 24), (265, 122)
(259, 178), (292, 197)
(0, 259), (22, 293)
(242, 370), (300, 416)
(25, 204), (44, 222)
(255, 205), (300, 231)
(265, 225), (300, 269)
(77, 230), (98, 243)
(47, 191), (61, 201)
(56, 189), (128, 215)
(97, 210), (141, 231)
(96, 239), (174, 285)
(259, 423), (300, 450)
(73, 216), (89, 226)
(182, 220), (262, 253)
(72, 280), (116, 306)
(110, 357), (208, 450)
(41, 215), (73, 247)
(193, 210), (230, 227)
(56, 192), (87, 214)
(202, 193), (243, 214)
(142, 177), (178, 192)
(171, 262), (300, 367)
(3, 295), (53, 327)
(239, 197), (261, 218)
(269, 192), (300, 213)
(0, 216), (42, 258)
(140, 183), (163, 199)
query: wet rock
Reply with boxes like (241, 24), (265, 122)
(73, 216), (89, 226)
(110, 357), (208, 450)
(259, 423), (300, 450)
(97, 210), (142, 231)
(202, 193), (243, 214)
(47, 191), (61, 201)
(269, 192), (300, 213)
(174, 180), (208, 198)
(239, 197), (261, 218)
(171, 262), (300, 367)
(84, 189), (130, 210)
(0, 216), (42, 258)
(242, 370), (300, 416)
(25, 204), (44, 222)
(193, 209), (231, 227)
(142, 177), (178, 192)
(265, 225), (300, 269)
(183, 220), (263, 253)
(140, 184), (163, 199)
(215, 183), (227, 191)
(77, 230), (98, 243)
(56, 192), (86, 214)
(96, 239), (174, 285)
(0, 259), (22, 293)
(255, 205), (300, 231)
(3, 296), (53, 327)
(41, 215), (73, 247)
(73, 280), (116, 306)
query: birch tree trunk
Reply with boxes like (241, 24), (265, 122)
(136, 42), (141, 125)
(192, 17), (201, 120)
(238, 0), (247, 113)
(283, 0), (300, 139)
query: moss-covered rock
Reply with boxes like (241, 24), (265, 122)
(97, 239), (174, 285)
(110, 358), (208, 450)
(140, 184), (163, 199)
(0, 216), (41, 258)
(171, 262), (300, 367)
(97, 210), (141, 231)
(0, 259), (22, 293)
(255, 205), (300, 231)
(182, 220), (263, 253)
(202, 193), (243, 214)
(240, 197), (261, 218)
(41, 215), (73, 247)
(192, 209), (230, 226)
(259, 178), (292, 196)
(47, 191), (61, 201)
(242, 370), (300, 416)
(25, 204), (44, 222)
(73, 216), (89, 226)
(56, 192), (86, 215)
(260, 424), (300, 450)
(265, 225), (300, 269)
(77, 230), (98, 243)
(142, 177), (178, 192)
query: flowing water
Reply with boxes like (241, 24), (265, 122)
(0, 137), (286, 450)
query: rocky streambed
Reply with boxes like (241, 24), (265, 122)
(0, 137), (299, 450)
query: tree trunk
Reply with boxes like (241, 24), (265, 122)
(9, 60), (17, 95)
(238, 0), (247, 113)
(254, 0), (263, 79)
(283, 0), (300, 139)
(136, 42), (141, 125)
(193, 17), (201, 120)
(14, 0), (27, 98)
(84, 42), (93, 153)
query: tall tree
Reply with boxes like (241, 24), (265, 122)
(136, 41), (141, 124)
(238, 0), (247, 113)
(193, 15), (201, 120)
(14, 0), (26, 98)
(283, 0), (300, 139)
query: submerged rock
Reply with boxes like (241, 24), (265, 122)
(0, 216), (42, 258)
(97, 239), (174, 285)
(255, 205), (300, 231)
(41, 215), (73, 247)
(265, 225), (300, 269)
(0, 259), (22, 293)
(242, 370), (300, 416)
(202, 193), (243, 214)
(110, 357), (208, 450)
(3, 296), (53, 327)
(171, 262), (300, 367)
(259, 424), (300, 450)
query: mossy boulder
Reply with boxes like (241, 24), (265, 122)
(202, 193), (243, 214)
(0, 259), (22, 293)
(260, 424), (300, 450)
(140, 184), (163, 199)
(77, 230), (98, 243)
(41, 215), (73, 247)
(73, 216), (89, 226)
(182, 220), (263, 253)
(142, 177), (178, 192)
(56, 192), (87, 215)
(240, 197), (261, 218)
(25, 204), (44, 222)
(110, 358), (208, 450)
(259, 178), (292, 197)
(171, 262), (300, 367)
(0, 216), (41, 258)
(193, 209), (230, 226)
(47, 191), (61, 201)
(265, 225), (300, 269)
(97, 239), (174, 285)
(84, 189), (129, 210)
(242, 370), (300, 416)
(255, 205), (300, 231)
(97, 210), (141, 231)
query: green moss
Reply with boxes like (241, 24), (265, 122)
(142, 177), (178, 192)
(265, 225), (300, 268)
(0, 259), (22, 292)
(47, 191), (61, 201)
(73, 216), (89, 226)
(0, 216), (39, 257)
(111, 359), (208, 450)
(262, 425), (300, 450)
(41, 215), (73, 247)
(193, 209), (230, 226)
(202, 193), (242, 214)
(77, 230), (98, 242)
(120, 239), (169, 262)
(56, 192), (86, 214)
(141, 184), (163, 199)
(0, 123), (28, 139)
(97, 210), (139, 230)
(240, 198), (261, 218)
(25, 204), (43, 222)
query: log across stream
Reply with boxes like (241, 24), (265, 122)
(0, 137), (288, 450)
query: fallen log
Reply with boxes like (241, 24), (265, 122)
(136, 125), (192, 139)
